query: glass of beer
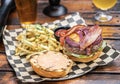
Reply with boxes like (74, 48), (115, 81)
(14, 0), (37, 27)
(92, 0), (117, 22)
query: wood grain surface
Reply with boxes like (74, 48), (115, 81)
(0, 0), (120, 84)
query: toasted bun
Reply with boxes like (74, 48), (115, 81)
(68, 50), (102, 63)
(29, 51), (73, 78)
(30, 61), (73, 78)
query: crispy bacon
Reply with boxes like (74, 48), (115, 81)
(59, 25), (102, 50)
(60, 36), (65, 46)
(66, 25), (85, 36)
(79, 25), (102, 50)
(59, 25), (86, 45)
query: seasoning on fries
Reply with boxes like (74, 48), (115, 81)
(15, 24), (63, 57)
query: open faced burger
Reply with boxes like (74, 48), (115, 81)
(57, 25), (103, 62)
(29, 51), (73, 78)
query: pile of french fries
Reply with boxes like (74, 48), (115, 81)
(15, 24), (63, 57)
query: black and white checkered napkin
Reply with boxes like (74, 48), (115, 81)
(3, 12), (120, 82)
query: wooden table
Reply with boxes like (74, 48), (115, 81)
(0, 0), (120, 84)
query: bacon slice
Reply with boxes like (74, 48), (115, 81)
(66, 25), (85, 36)
(59, 25), (86, 45)
(80, 25), (102, 50)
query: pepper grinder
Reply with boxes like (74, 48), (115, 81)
(43, 0), (67, 17)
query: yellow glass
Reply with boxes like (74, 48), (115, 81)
(14, 0), (37, 27)
(93, 0), (117, 10)
(92, 0), (117, 22)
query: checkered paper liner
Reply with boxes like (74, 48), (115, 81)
(3, 12), (120, 82)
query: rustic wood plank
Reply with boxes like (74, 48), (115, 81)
(102, 27), (120, 39)
(42, 80), (120, 84)
(1, 72), (120, 84)
(0, 72), (18, 84)
(0, 54), (12, 71)
(7, 0), (120, 25)
(38, 0), (120, 13)
(5, 25), (120, 39)
(42, 74), (120, 84)
(0, 41), (5, 51)
(82, 13), (120, 26)
(8, 12), (120, 26)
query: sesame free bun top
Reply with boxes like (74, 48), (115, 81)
(29, 51), (73, 78)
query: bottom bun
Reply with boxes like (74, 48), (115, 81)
(30, 61), (73, 78)
(29, 51), (73, 78)
(68, 51), (102, 63)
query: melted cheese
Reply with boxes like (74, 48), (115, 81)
(69, 33), (80, 42)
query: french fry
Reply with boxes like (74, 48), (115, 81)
(15, 24), (63, 57)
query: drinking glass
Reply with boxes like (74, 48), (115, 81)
(93, 0), (117, 22)
(43, 0), (67, 17)
(14, 0), (37, 27)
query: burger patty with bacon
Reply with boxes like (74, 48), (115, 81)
(56, 25), (104, 62)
